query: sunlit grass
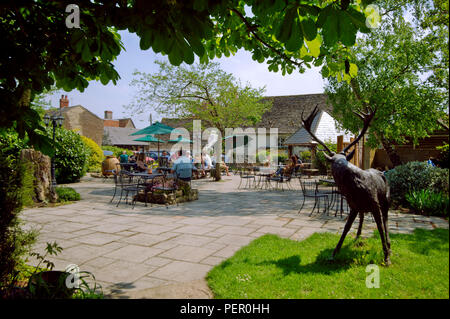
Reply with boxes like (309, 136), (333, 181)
(207, 228), (449, 299)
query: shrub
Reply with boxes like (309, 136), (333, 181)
(49, 127), (89, 184)
(314, 143), (337, 175)
(405, 189), (449, 217)
(101, 146), (133, 158)
(0, 135), (38, 294)
(271, 152), (288, 164)
(80, 136), (103, 173)
(385, 161), (449, 206)
(55, 187), (81, 202)
(299, 150), (311, 162)
(436, 142), (449, 168)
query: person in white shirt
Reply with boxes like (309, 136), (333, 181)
(203, 153), (213, 169)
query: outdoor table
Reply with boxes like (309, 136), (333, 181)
(318, 179), (345, 217)
(302, 168), (319, 178)
(255, 167), (276, 189)
(119, 162), (137, 172)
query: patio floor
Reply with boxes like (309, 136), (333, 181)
(21, 174), (449, 298)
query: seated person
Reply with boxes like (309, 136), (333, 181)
(119, 151), (129, 163)
(128, 154), (137, 163)
(136, 153), (152, 174)
(203, 152), (213, 170)
(293, 154), (304, 174)
(171, 150), (193, 180)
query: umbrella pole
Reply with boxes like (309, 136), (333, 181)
(158, 141), (160, 166)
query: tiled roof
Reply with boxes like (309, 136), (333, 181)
(103, 126), (148, 146)
(160, 93), (331, 135)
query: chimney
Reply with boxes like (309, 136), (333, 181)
(104, 110), (113, 120)
(59, 95), (69, 108)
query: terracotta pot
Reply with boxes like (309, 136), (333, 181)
(102, 155), (120, 175)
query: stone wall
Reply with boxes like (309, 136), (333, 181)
(20, 149), (57, 203)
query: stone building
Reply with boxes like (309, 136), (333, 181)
(160, 93), (333, 152)
(103, 110), (136, 129)
(48, 95), (104, 146)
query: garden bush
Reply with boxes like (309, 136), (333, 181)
(385, 161), (449, 206)
(271, 152), (288, 164)
(436, 142), (449, 168)
(299, 150), (311, 162)
(80, 136), (103, 173)
(314, 142), (337, 175)
(101, 146), (133, 158)
(0, 133), (38, 294)
(55, 187), (81, 202)
(49, 127), (89, 184)
(405, 189), (449, 217)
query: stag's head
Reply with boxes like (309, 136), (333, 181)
(301, 105), (376, 165)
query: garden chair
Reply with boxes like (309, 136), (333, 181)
(298, 179), (330, 216)
(115, 171), (144, 208)
(238, 167), (256, 189)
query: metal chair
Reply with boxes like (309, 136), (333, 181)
(298, 179), (330, 216)
(115, 171), (142, 208)
(238, 167), (256, 189)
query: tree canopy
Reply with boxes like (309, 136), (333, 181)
(1, 0), (376, 153)
(325, 0), (448, 167)
(128, 60), (272, 133)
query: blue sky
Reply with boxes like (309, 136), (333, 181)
(48, 30), (325, 129)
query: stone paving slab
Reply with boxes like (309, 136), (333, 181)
(21, 174), (448, 298)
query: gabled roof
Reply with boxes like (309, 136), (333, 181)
(103, 126), (148, 146)
(160, 94), (331, 135)
(47, 105), (103, 121)
(257, 93), (331, 134)
(284, 110), (352, 146)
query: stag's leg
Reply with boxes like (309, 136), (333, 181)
(332, 209), (358, 258)
(382, 208), (391, 254)
(372, 209), (391, 266)
(356, 212), (365, 239)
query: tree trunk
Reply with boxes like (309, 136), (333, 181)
(379, 137), (403, 168)
(214, 162), (221, 181)
(20, 149), (58, 203)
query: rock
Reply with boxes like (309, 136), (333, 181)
(20, 149), (57, 203)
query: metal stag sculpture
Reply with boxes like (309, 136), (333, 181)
(301, 106), (391, 265)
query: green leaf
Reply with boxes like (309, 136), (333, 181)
(305, 35), (321, 58)
(349, 62), (358, 77)
(300, 18), (317, 41)
(338, 11), (357, 46)
(322, 8), (339, 46)
(285, 19), (303, 52)
(316, 5), (333, 28)
(275, 7), (296, 43)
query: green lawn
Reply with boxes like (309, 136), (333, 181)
(207, 228), (449, 299)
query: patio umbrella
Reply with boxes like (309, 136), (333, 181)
(130, 121), (174, 136)
(133, 134), (165, 156)
(168, 136), (193, 144)
(131, 122), (177, 161)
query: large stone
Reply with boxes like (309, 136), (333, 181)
(20, 148), (57, 203)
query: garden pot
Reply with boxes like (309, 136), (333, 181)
(27, 271), (74, 299)
(102, 155), (120, 176)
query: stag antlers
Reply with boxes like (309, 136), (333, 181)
(301, 104), (377, 155)
(301, 106), (335, 158)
